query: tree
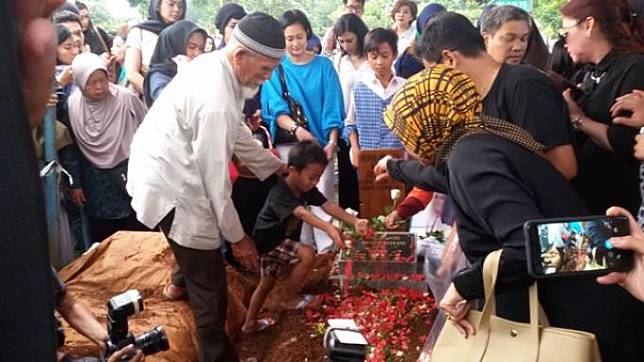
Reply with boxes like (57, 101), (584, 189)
(533, 0), (566, 39)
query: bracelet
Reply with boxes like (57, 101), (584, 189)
(288, 124), (300, 136)
(572, 114), (584, 131)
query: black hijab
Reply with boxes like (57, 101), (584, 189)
(133, 0), (187, 35)
(144, 20), (206, 105)
(75, 2), (108, 55)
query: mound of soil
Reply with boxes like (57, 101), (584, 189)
(59, 232), (433, 361)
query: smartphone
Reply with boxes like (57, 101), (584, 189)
(524, 216), (633, 278)
(545, 70), (588, 100)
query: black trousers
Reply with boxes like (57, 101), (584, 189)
(159, 211), (238, 362)
(89, 212), (148, 244)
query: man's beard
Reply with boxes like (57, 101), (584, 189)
(241, 85), (260, 99)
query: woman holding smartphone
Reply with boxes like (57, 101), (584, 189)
(560, 0), (644, 217)
(376, 65), (644, 361)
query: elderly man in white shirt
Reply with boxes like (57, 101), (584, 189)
(126, 12), (286, 362)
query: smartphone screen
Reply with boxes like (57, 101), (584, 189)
(525, 216), (633, 277)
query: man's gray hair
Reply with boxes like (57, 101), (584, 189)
(480, 5), (532, 35)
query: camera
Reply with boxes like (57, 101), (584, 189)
(324, 319), (368, 362)
(105, 290), (170, 360)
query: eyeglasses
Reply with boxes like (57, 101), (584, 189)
(559, 19), (585, 40)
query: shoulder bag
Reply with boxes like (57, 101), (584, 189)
(431, 249), (602, 362)
(274, 64), (309, 144)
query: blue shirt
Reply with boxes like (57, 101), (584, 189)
(261, 55), (344, 145)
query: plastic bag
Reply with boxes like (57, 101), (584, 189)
(418, 226), (469, 362)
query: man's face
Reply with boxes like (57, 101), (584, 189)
(61, 21), (84, 53)
(79, 8), (90, 31)
(234, 50), (280, 90)
(483, 20), (530, 65)
(344, 0), (364, 17)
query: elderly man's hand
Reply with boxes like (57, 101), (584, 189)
(11, 0), (65, 127)
(232, 235), (260, 272)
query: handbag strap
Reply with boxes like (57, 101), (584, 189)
(474, 250), (540, 360)
(481, 251), (551, 327)
(276, 64), (305, 127)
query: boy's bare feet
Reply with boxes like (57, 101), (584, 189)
(241, 317), (275, 334)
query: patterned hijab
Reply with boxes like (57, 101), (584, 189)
(384, 65), (546, 165)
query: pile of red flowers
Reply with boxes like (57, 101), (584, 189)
(305, 288), (435, 361)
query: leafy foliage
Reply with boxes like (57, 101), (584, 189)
(93, 0), (566, 42)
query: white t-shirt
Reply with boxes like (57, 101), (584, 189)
(125, 27), (159, 71)
(396, 25), (416, 59)
(333, 53), (371, 114)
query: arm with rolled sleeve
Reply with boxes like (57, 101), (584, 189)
(233, 119), (283, 181)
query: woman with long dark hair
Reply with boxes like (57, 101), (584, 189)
(333, 13), (369, 113)
(560, 0), (644, 216)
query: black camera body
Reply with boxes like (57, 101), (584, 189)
(105, 290), (169, 360)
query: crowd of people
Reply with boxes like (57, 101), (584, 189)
(8, 0), (644, 361)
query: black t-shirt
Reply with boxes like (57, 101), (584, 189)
(446, 133), (644, 362)
(571, 51), (644, 216)
(482, 63), (575, 149)
(253, 177), (327, 254)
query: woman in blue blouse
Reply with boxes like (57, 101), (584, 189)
(261, 9), (345, 252)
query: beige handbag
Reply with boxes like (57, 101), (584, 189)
(432, 249), (602, 362)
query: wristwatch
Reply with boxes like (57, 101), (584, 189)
(288, 124), (300, 136)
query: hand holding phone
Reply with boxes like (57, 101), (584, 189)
(546, 70), (587, 100)
(524, 215), (634, 278)
(596, 207), (644, 302)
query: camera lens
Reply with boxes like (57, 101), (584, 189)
(134, 326), (170, 355)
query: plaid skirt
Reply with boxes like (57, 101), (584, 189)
(260, 239), (302, 278)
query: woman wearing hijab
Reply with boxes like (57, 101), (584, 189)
(76, 1), (112, 55)
(143, 20), (207, 106)
(124, 0), (186, 94)
(376, 65), (644, 361)
(63, 53), (148, 244)
(213, 2), (246, 49)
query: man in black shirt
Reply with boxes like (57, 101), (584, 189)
(417, 11), (577, 180)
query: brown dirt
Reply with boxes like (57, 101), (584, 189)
(59, 232), (432, 362)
